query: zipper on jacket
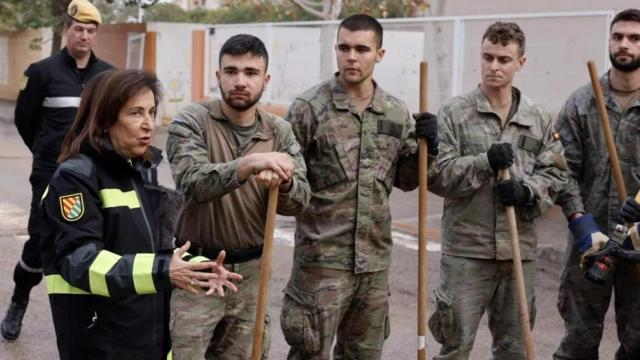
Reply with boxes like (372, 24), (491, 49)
(131, 179), (155, 251)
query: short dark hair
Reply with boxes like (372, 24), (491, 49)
(482, 22), (526, 57)
(611, 9), (640, 29)
(59, 70), (162, 163)
(338, 14), (383, 49)
(219, 34), (269, 70)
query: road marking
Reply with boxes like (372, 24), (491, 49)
(0, 202), (442, 252)
(274, 225), (441, 252)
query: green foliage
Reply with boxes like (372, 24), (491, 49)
(142, 0), (428, 25)
(143, 3), (191, 23)
(145, 1), (316, 24)
(0, 0), (429, 32)
(340, 0), (429, 18)
(0, 0), (55, 31)
(105, 0), (159, 8)
(96, 0), (146, 23)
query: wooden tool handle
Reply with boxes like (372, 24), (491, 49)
(587, 61), (627, 201)
(251, 186), (279, 360)
(417, 61), (429, 360)
(501, 169), (535, 360)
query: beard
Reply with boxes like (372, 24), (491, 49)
(610, 52), (640, 73)
(221, 88), (263, 112)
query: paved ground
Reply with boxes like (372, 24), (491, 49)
(0, 103), (620, 358)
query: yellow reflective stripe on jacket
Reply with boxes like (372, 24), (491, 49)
(189, 256), (210, 263)
(99, 189), (140, 209)
(167, 350), (172, 360)
(89, 250), (121, 296)
(175, 248), (211, 263)
(45, 275), (90, 295)
(132, 253), (156, 294)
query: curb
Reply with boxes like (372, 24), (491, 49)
(391, 222), (566, 265)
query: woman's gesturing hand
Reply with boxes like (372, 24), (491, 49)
(169, 241), (243, 296)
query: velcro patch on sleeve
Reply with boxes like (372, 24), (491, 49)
(377, 119), (404, 139)
(518, 135), (543, 154)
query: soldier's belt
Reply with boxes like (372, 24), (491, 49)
(176, 239), (263, 264)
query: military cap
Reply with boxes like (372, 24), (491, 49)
(67, 0), (102, 25)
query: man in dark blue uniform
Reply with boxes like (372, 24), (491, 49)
(1, 0), (112, 341)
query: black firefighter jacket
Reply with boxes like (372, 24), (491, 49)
(40, 142), (179, 360)
(14, 47), (112, 167)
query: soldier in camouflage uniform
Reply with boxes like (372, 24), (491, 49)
(166, 34), (310, 360)
(427, 22), (570, 359)
(553, 9), (640, 360)
(280, 14), (438, 359)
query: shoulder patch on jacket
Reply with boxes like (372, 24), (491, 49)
(59, 193), (85, 222)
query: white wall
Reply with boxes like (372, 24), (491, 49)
(149, 11), (617, 119)
(147, 22), (211, 121)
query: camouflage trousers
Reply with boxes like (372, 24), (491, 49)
(553, 234), (640, 360)
(429, 255), (536, 360)
(169, 258), (270, 360)
(280, 265), (390, 360)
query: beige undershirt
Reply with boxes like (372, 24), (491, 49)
(611, 87), (640, 112)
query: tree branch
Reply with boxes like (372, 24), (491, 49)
(290, 0), (328, 20)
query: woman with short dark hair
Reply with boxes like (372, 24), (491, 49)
(41, 69), (242, 359)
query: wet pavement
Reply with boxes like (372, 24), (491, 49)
(0, 103), (619, 359)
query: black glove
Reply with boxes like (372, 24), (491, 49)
(487, 143), (514, 174)
(582, 239), (619, 284)
(615, 248), (640, 263)
(413, 112), (439, 156)
(619, 196), (640, 224)
(496, 179), (531, 206)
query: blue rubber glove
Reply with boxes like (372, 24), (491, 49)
(569, 214), (609, 264)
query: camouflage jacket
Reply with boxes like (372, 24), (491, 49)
(556, 72), (640, 234)
(287, 77), (420, 273)
(166, 99), (310, 250)
(428, 86), (569, 260)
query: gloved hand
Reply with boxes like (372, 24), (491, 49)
(627, 223), (640, 250)
(614, 248), (640, 263)
(582, 239), (619, 284)
(496, 179), (532, 206)
(487, 143), (514, 174)
(413, 112), (439, 156)
(569, 214), (609, 268)
(619, 196), (640, 224)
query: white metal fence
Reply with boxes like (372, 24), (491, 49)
(204, 10), (616, 115)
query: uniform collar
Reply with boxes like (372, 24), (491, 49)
(601, 71), (640, 112)
(60, 47), (98, 69)
(82, 139), (162, 174)
(474, 85), (534, 127)
(206, 99), (275, 140)
(330, 74), (386, 114)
